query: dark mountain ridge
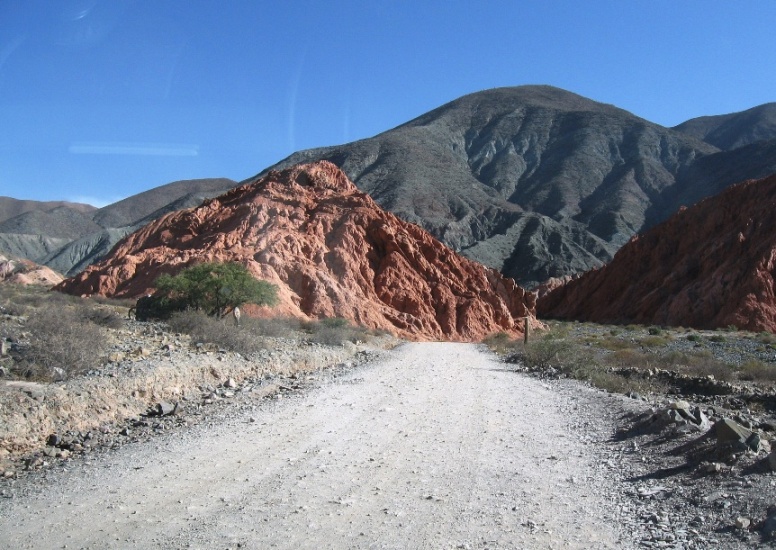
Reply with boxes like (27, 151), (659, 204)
(258, 86), (776, 286)
(673, 103), (776, 150)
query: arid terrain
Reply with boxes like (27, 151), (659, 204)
(2, 289), (776, 548)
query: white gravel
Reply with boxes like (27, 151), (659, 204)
(0, 342), (637, 549)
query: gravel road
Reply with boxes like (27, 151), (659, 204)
(0, 342), (636, 549)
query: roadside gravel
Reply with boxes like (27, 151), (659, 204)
(0, 342), (640, 549)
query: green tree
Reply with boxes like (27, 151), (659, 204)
(154, 262), (277, 317)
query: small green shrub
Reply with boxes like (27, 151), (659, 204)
(686, 333), (701, 342)
(648, 326), (663, 336)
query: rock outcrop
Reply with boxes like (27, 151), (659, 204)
(56, 162), (537, 341)
(538, 174), (776, 332)
(0, 254), (63, 286)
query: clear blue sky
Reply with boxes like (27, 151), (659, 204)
(1, 1), (774, 206)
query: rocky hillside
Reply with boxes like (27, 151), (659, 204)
(0, 179), (235, 276)
(537, 173), (776, 332)
(56, 162), (537, 341)
(259, 86), (776, 287)
(674, 102), (776, 150)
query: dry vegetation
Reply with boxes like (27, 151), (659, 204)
(485, 321), (776, 398)
(0, 284), (387, 383)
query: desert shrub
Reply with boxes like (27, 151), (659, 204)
(483, 332), (513, 353)
(738, 359), (776, 382)
(605, 349), (652, 369)
(637, 335), (673, 348)
(708, 334), (726, 343)
(598, 336), (637, 351)
(154, 262), (277, 317)
(21, 307), (108, 380)
(686, 333), (702, 342)
(648, 326), (663, 336)
(76, 303), (124, 329)
(167, 310), (268, 356)
(757, 332), (776, 345)
(303, 317), (371, 346)
(242, 316), (304, 338)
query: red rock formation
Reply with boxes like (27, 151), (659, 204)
(538, 174), (776, 332)
(0, 255), (63, 286)
(56, 162), (538, 341)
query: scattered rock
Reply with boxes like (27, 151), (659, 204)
(151, 401), (176, 417)
(714, 418), (753, 448)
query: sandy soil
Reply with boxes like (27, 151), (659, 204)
(0, 342), (634, 549)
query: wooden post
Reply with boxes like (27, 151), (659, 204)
(524, 316), (530, 345)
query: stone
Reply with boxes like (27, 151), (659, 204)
(51, 367), (67, 382)
(760, 420), (776, 432)
(108, 352), (125, 363)
(46, 434), (61, 447)
(768, 448), (776, 471)
(55, 162), (539, 342)
(224, 378), (237, 389)
(538, 174), (776, 332)
(153, 401), (176, 416)
(714, 418), (753, 447)
(735, 517), (750, 530)
(0, 340), (8, 356)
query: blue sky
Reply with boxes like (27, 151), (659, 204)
(1, 1), (774, 206)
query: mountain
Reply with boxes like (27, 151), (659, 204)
(6, 86), (776, 286)
(0, 178), (236, 276)
(537, 174), (776, 332)
(674, 103), (776, 150)
(0, 197), (96, 225)
(56, 162), (537, 341)
(257, 86), (776, 287)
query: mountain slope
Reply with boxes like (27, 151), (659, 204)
(0, 197), (96, 225)
(0, 178), (236, 276)
(257, 86), (740, 287)
(57, 162), (537, 341)
(674, 103), (776, 150)
(537, 174), (776, 332)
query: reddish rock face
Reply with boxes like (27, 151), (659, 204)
(56, 162), (538, 341)
(538, 174), (776, 333)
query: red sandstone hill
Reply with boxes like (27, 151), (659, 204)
(56, 162), (538, 341)
(537, 174), (776, 332)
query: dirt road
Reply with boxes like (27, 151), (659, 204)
(0, 343), (633, 549)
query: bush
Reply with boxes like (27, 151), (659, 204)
(154, 262), (277, 317)
(302, 317), (372, 346)
(21, 307), (109, 380)
(167, 310), (269, 356)
(738, 359), (776, 382)
(482, 332), (514, 353)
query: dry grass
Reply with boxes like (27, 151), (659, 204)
(167, 310), (270, 357)
(20, 305), (110, 380)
